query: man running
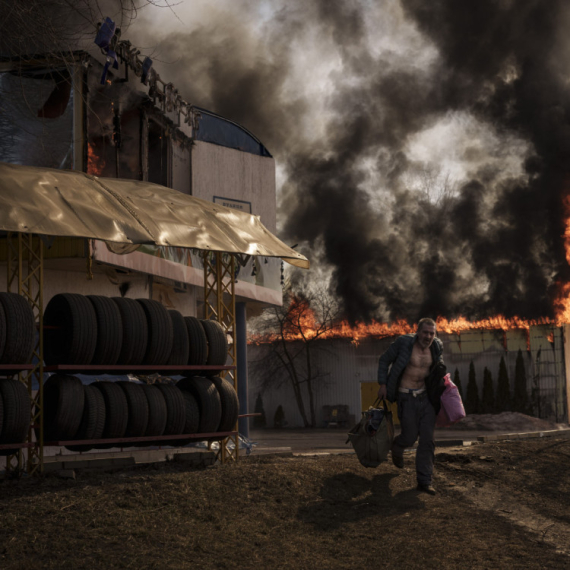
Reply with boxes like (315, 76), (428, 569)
(377, 318), (443, 495)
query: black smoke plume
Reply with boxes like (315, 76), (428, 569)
(140, 0), (570, 323)
(11, 1), (570, 323)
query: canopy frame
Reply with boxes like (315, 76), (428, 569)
(4, 233), (44, 476)
(204, 252), (239, 462)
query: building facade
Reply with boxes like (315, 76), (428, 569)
(0, 49), (281, 313)
(249, 325), (570, 428)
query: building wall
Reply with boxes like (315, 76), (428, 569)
(248, 327), (569, 428)
(248, 337), (393, 428)
(442, 326), (566, 422)
(0, 264), (196, 316)
(191, 141), (277, 231)
(190, 140), (282, 307)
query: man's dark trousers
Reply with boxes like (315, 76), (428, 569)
(392, 391), (436, 485)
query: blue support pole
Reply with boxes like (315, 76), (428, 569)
(236, 302), (249, 437)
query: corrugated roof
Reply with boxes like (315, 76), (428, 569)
(0, 162), (309, 268)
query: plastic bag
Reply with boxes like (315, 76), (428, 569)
(436, 373), (466, 427)
(347, 400), (394, 468)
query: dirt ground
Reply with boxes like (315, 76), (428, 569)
(1, 433), (570, 570)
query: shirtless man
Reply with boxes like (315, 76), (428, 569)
(377, 318), (444, 495)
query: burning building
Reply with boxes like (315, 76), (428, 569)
(248, 316), (570, 429)
(0, 24), (305, 445)
(0, 38), (282, 317)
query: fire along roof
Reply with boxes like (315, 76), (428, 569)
(0, 162), (309, 268)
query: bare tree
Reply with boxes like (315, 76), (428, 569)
(250, 285), (341, 428)
(403, 164), (458, 209)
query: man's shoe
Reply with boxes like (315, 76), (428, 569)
(391, 451), (404, 469)
(416, 483), (436, 495)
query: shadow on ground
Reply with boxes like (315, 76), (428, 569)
(296, 471), (424, 530)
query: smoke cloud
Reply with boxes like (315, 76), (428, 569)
(131, 1), (570, 322)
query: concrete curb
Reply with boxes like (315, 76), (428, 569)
(477, 428), (570, 443)
(435, 439), (476, 448)
(248, 430), (570, 458)
(245, 451), (295, 459)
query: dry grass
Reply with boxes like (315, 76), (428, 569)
(1, 436), (570, 569)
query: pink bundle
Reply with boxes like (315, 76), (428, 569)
(435, 373), (466, 427)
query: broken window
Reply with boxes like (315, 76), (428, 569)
(0, 68), (73, 168)
(147, 117), (169, 187)
(87, 73), (144, 180)
(86, 76), (118, 178)
(172, 137), (191, 194)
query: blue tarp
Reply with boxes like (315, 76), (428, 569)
(193, 107), (272, 158)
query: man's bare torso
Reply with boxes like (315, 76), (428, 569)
(400, 341), (433, 389)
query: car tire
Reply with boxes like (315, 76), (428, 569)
(65, 384), (106, 452)
(44, 293), (97, 365)
(137, 299), (173, 365)
(176, 388), (200, 446)
(155, 383), (185, 445)
(117, 381), (149, 439)
(211, 376), (239, 432)
(0, 292), (35, 364)
(177, 377), (221, 433)
(42, 373), (84, 442)
(201, 319), (228, 367)
(184, 317), (208, 367)
(92, 381), (128, 448)
(87, 295), (123, 366)
(111, 297), (148, 365)
(137, 383), (168, 446)
(167, 310), (190, 366)
(0, 378), (31, 449)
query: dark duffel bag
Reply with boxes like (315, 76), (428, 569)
(346, 399), (394, 468)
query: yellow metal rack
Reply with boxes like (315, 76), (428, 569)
(5, 232), (44, 476)
(203, 252), (239, 463)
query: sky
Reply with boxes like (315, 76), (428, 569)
(119, 0), (570, 324)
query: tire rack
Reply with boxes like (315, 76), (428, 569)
(2, 234), (244, 475)
(41, 364), (239, 448)
(203, 252), (239, 463)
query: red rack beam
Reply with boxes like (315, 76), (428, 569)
(0, 442), (35, 450)
(44, 431), (238, 447)
(44, 365), (236, 374)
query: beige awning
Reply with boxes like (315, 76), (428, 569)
(0, 162), (309, 268)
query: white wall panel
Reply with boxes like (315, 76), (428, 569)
(191, 141), (276, 231)
(249, 328), (569, 426)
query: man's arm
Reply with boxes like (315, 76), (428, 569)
(377, 338), (400, 400)
(433, 337), (444, 365)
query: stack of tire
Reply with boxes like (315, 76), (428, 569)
(0, 293), (36, 454)
(0, 379), (31, 455)
(43, 293), (229, 368)
(43, 374), (239, 451)
(0, 292), (36, 366)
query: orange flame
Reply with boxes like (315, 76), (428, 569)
(250, 292), (570, 345)
(87, 143), (105, 176)
(564, 195), (570, 265)
(250, 202), (570, 344)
